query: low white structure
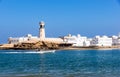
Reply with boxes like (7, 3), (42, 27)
(91, 35), (112, 46)
(62, 34), (91, 46)
(44, 38), (63, 43)
(112, 33), (120, 45)
(112, 35), (118, 45)
(83, 38), (92, 46)
(8, 35), (63, 44)
(8, 34), (39, 44)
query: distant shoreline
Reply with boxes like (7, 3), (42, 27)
(58, 46), (120, 50)
(0, 46), (120, 51)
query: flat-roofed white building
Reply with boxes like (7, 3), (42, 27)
(112, 33), (120, 45)
(83, 38), (92, 46)
(112, 35), (118, 45)
(62, 34), (90, 46)
(91, 35), (112, 46)
(8, 34), (39, 44)
(8, 35), (63, 44)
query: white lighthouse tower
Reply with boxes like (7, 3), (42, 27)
(39, 21), (45, 39)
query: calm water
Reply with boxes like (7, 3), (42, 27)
(0, 49), (120, 77)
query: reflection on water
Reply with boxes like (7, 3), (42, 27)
(0, 49), (120, 77)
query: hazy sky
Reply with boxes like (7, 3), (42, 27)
(0, 0), (120, 43)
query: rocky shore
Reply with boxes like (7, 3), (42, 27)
(0, 41), (72, 50)
(0, 41), (120, 51)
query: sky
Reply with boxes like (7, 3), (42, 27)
(0, 0), (120, 43)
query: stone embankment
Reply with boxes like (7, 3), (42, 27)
(0, 41), (72, 50)
(0, 41), (120, 50)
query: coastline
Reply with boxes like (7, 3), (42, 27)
(0, 44), (120, 51)
(58, 46), (120, 51)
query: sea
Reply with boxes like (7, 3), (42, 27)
(0, 49), (120, 77)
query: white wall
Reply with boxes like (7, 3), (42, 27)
(63, 34), (90, 47)
(112, 35), (120, 45)
(91, 36), (112, 46)
(8, 34), (39, 44)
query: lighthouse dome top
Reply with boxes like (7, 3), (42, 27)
(39, 21), (45, 26)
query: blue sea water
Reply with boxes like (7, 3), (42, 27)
(0, 49), (120, 77)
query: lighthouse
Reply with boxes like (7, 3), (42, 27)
(39, 21), (45, 39)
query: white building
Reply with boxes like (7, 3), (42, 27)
(112, 35), (118, 45)
(83, 38), (92, 46)
(8, 34), (39, 44)
(112, 33), (120, 45)
(62, 34), (91, 46)
(91, 35), (112, 46)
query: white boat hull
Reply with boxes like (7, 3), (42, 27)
(37, 50), (56, 54)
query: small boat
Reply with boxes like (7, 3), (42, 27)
(37, 50), (56, 54)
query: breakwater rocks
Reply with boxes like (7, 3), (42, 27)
(0, 41), (120, 50)
(0, 41), (72, 50)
